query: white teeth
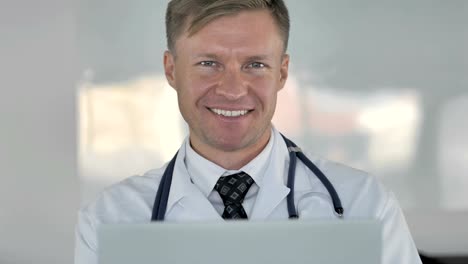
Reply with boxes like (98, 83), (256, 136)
(210, 108), (249, 117)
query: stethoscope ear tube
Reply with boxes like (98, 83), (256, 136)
(281, 134), (344, 218)
(296, 151), (344, 217)
(282, 134), (299, 219)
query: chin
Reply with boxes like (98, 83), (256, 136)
(204, 133), (250, 152)
(211, 139), (246, 152)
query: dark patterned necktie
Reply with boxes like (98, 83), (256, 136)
(214, 172), (254, 219)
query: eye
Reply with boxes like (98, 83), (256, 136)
(247, 62), (266, 69)
(199, 61), (217, 67)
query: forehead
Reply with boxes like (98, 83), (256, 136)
(175, 10), (284, 55)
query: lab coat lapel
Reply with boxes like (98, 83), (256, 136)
(172, 183), (222, 221)
(250, 130), (290, 219)
(164, 143), (222, 221)
(250, 178), (289, 219)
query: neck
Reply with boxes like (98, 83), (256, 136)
(189, 129), (272, 170)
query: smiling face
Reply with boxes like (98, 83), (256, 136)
(164, 9), (289, 167)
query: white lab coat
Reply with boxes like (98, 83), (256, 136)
(75, 129), (422, 264)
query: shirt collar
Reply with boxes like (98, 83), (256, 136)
(184, 128), (276, 197)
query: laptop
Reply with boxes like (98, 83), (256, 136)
(98, 220), (382, 264)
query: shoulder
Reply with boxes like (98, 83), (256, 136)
(304, 156), (421, 263)
(74, 165), (168, 260)
(297, 153), (390, 218)
(79, 164), (167, 224)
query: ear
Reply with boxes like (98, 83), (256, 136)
(164, 50), (177, 89)
(278, 54), (289, 91)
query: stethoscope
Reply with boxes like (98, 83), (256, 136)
(151, 134), (344, 221)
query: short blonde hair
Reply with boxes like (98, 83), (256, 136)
(166, 0), (290, 53)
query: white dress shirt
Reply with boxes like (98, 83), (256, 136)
(185, 128), (273, 217)
(74, 127), (422, 264)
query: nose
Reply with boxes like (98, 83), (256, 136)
(215, 66), (248, 100)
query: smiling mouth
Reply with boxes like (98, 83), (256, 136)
(208, 108), (252, 117)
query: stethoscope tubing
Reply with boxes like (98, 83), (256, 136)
(151, 135), (343, 221)
(281, 135), (343, 217)
(151, 151), (177, 221)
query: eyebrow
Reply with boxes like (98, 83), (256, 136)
(191, 53), (272, 61)
(191, 53), (219, 60)
(245, 55), (271, 61)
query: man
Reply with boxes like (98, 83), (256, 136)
(75, 1), (422, 263)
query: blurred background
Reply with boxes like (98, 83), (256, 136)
(0, 0), (467, 263)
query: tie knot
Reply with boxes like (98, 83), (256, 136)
(215, 172), (254, 206)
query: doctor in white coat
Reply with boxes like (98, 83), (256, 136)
(75, 0), (422, 263)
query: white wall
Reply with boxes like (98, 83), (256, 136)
(0, 1), (79, 263)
